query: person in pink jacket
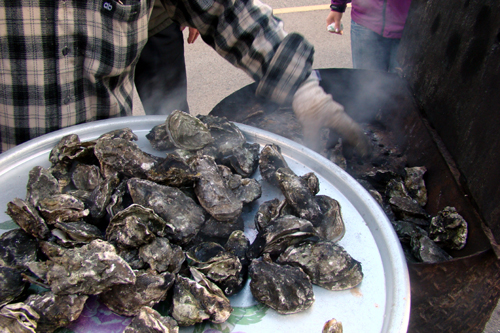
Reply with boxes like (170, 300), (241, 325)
(326, 0), (412, 72)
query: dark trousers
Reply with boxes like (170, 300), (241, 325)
(135, 22), (189, 115)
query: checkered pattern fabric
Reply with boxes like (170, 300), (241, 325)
(0, 0), (313, 152)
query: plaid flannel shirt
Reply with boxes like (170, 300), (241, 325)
(0, 0), (313, 153)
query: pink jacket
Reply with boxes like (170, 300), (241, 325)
(331, 0), (412, 39)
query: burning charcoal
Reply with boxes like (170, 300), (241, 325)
(313, 195), (346, 243)
(404, 166), (427, 207)
(24, 291), (88, 333)
(71, 164), (101, 191)
(26, 166), (60, 208)
(123, 306), (179, 333)
(166, 111), (214, 151)
(146, 123), (175, 151)
(98, 128), (138, 141)
(248, 215), (318, 259)
(410, 234), (453, 263)
(139, 238), (185, 274)
(277, 241), (363, 291)
(429, 206), (468, 250)
(323, 318), (343, 333)
(389, 196), (430, 221)
(127, 178), (206, 245)
(0, 266), (28, 307)
(6, 198), (50, 240)
(145, 154), (198, 187)
(106, 204), (172, 249)
(42, 240), (136, 295)
(0, 302), (39, 333)
(275, 167), (322, 223)
(37, 194), (89, 224)
(0, 229), (38, 268)
(99, 270), (175, 316)
(249, 256), (314, 314)
(171, 268), (232, 326)
(186, 242), (243, 296)
(259, 143), (289, 187)
(191, 155), (242, 222)
(222, 142), (260, 178)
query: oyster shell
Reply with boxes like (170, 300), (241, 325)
(171, 268), (232, 326)
(6, 198), (50, 240)
(99, 270), (175, 316)
(145, 153), (198, 187)
(197, 115), (246, 157)
(123, 306), (179, 333)
(86, 174), (121, 221)
(37, 194), (89, 224)
(429, 206), (468, 250)
(71, 164), (100, 191)
(0, 302), (39, 333)
(249, 256), (314, 314)
(191, 155), (242, 222)
(24, 291), (88, 333)
(259, 144), (289, 186)
(277, 241), (363, 291)
(53, 221), (103, 243)
(98, 128), (138, 141)
(313, 195), (345, 243)
(167, 111), (213, 151)
(221, 142), (260, 178)
(189, 216), (244, 246)
(0, 229), (38, 268)
(48, 134), (94, 165)
(323, 318), (343, 333)
(220, 168), (262, 205)
(139, 238), (185, 274)
(404, 166), (427, 206)
(127, 178), (206, 245)
(0, 266), (28, 307)
(146, 123), (175, 151)
(25, 166), (60, 208)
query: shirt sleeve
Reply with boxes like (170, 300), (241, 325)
(330, 0), (349, 8)
(160, 0), (314, 104)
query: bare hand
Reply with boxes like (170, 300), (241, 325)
(326, 11), (343, 35)
(187, 27), (200, 44)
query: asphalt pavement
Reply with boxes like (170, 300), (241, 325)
(179, 2), (500, 332)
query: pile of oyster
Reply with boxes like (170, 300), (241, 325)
(0, 111), (363, 332)
(327, 123), (469, 264)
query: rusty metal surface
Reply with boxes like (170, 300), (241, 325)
(398, 0), (500, 245)
(210, 68), (500, 332)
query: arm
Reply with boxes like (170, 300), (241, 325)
(327, 0), (349, 34)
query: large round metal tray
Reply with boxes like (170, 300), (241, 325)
(0, 116), (410, 333)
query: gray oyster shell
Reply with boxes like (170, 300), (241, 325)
(86, 174), (121, 221)
(186, 242), (243, 296)
(219, 167), (262, 205)
(26, 166), (60, 208)
(123, 306), (179, 333)
(0, 266), (28, 307)
(71, 164), (100, 191)
(404, 166), (427, 206)
(0, 302), (39, 333)
(429, 206), (468, 250)
(117, 248), (146, 270)
(146, 123), (175, 151)
(323, 318), (343, 333)
(37, 194), (89, 224)
(254, 198), (294, 231)
(41, 240), (136, 295)
(99, 270), (175, 316)
(249, 258), (314, 314)
(410, 233), (453, 263)
(53, 221), (103, 243)
(190, 216), (244, 245)
(24, 291), (88, 333)
(94, 137), (158, 178)
(105, 180), (130, 219)
(276, 167), (322, 223)
(313, 195), (345, 243)
(106, 204), (172, 249)
(6, 198), (50, 240)
(139, 238), (185, 274)
(221, 142), (260, 178)
(49, 162), (72, 193)
(191, 155), (242, 222)
(0, 229), (38, 268)
(48, 134), (94, 165)
(127, 178), (206, 245)
(197, 115), (246, 157)
(98, 128), (138, 141)
(171, 268), (232, 326)
(167, 111), (213, 151)
(248, 215), (318, 259)
(259, 144), (289, 186)
(145, 153), (198, 187)
(277, 241), (363, 291)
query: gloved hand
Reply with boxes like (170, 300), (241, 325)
(292, 73), (372, 157)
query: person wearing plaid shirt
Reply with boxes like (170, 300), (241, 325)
(0, 0), (370, 156)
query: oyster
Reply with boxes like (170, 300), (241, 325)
(123, 306), (179, 333)
(24, 291), (88, 333)
(71, 164), (100, 191)
(40, 240), (136, 295)
(53, 221), (103, 243)
(127, 178), (206, 245)
(86, 174), (121, 221)
(314, 195), (345, 243)
(98, 128), (138, 141)
(404, 166), (427, 206)
(429, 206), (468, 250)
(191, 155), (242, 222)
(146, 123), (175, 151)
(277, 241), (363, 291)
(0, 229), (38, 268)
(145, 153), (198, 187)
(105, 180), (131, 219)
(323, 318), (343, 333)
(259, 144), (289, 186)
(139, 238), (185, 274)
(6, 198), (50, 240)
(219, 166), (262, 204)
(25, 166), (60, 208)
(221, 142), (260, 178)
(254, 198), (292, 231)
(48, 134), (94, 165)
(37, 194), (89, 224)
(99, 270), (175, 316)
(167, 111), (213, 151)
(190, 216), (244, 245)
(197, 115), (246, 157)
(249, 256), (314, 314)
(410, 233), (453, 263)
(0, 266), (28, 307)
(171, 268), (232, 326)
(0, 302), (39, 333)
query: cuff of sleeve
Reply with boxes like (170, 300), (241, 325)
(255, 33), (314, 105)
(330, 4), (346, 12)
